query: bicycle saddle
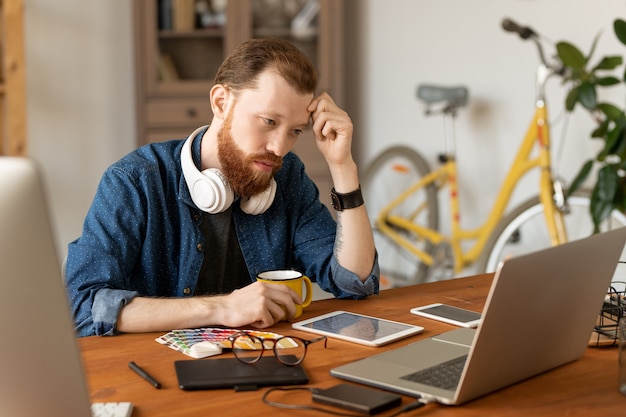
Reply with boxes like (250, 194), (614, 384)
(416, 85), (469, 107)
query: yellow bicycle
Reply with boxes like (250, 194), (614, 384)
(363, 18), (626, 285)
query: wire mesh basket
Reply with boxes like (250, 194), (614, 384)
(589, 281), (626, 347)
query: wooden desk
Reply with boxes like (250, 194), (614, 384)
(79, 274), (624, 416)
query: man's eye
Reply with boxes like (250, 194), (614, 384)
(264, 118), (275, 126)
(293, 129), (304, 136)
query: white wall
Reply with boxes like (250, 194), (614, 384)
(25, 1), (135, 259)
(24, 0), (626, 266)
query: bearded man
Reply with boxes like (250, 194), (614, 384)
(65, 38), (379, 337)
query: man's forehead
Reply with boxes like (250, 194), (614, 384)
(235, 83), (313, 125)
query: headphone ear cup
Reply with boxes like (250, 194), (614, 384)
(191, 168), (234, 213)
(240, 178), (277, 215)
(181, 128), (234, 213)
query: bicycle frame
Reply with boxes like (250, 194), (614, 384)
(376, 64), (568, 274)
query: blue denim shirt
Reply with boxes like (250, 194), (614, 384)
(65, 129), (379, 337)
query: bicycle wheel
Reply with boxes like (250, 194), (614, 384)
(362, 146), (439, 286)
(478, 191), (626, 273)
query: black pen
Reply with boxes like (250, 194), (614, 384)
(129, 361), (162, 389)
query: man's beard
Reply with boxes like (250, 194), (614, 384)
(217, 109), (283, 198)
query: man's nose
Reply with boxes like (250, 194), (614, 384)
(265, 131), (292, 158)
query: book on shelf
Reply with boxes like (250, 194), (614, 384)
(172, 0), (196, 31)
(159, 0), (196, 31)
(158, 0), (173, 30)
(158, 53), (180, 81)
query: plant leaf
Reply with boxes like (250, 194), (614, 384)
(567, 159), (594, 197)
(597, 123), (623, 159)
(557, 41), (587, 69)
(565, 86), (579, 111)
(615, 124), (626, 155)
(605, 123), (625, 154)
(597, 164), (619, 200)
(597, 76), (621, 86)
(587, 32), (602, 64)
(590, 189), (611, 232)
(590, 165), (620, 229)
(614, 18), (626, 46)
(619, 187), (626, 213)
(591, 119), (610, 138)
(597, 102), (624, 120)
(593, 55), (623, 71)
(578, 82), (597, 110)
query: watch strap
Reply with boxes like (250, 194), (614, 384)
(330, 186), (364, 211)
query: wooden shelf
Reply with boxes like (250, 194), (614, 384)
(0, 0), (27, 156)
(158, 27), (225, 39)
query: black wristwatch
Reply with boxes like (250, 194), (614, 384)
(330, 186), (364, 211)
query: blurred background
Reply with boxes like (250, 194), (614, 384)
(20, 0), (626, 268)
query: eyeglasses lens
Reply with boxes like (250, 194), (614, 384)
(232, 333), (264, 364)
(274, 337), (306, 365)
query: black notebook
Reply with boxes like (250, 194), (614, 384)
(175, 356), (309, 391)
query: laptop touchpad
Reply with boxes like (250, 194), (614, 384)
(375, 337), (470, 370)
(432, 328), (476, 347)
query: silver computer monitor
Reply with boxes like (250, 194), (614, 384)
(0, 157), (93, 416)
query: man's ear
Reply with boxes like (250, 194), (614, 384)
(210, 84), (231, 119)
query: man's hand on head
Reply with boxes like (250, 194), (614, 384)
(308, 92), (355, 168)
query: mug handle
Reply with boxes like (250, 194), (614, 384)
(301, 275), (313, 307)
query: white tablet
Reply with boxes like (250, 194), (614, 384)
(292, 311), (424, 347)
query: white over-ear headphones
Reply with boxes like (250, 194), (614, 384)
(180, 126), (276, 215)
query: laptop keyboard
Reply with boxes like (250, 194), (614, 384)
(91, 402), (134, 417)
(400, 355), (468, 390)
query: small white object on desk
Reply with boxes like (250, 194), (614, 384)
(189, 341), (223, 358)
(91, 402), (133, 417)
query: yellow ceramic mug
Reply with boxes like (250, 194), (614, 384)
(256, 270), (312, 319)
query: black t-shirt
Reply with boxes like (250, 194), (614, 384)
(194, 207), (251, 295)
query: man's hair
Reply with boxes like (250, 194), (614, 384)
(214, 38), (317, 95)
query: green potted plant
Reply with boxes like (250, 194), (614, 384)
(557, 19), (626, 231)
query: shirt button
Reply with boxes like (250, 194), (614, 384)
(183, 287), (191, 295)
(196, 243), (203, 251)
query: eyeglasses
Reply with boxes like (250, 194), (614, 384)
(228, 331), (327, 366)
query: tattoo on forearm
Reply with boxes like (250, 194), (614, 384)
(334, 212), (344, 254)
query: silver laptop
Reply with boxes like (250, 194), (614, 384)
(331, 227), (626, 405)
(0, 157), (132, 416)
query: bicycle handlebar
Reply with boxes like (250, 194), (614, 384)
(502, 17), (566, 77)
(502, 18), (537, 40)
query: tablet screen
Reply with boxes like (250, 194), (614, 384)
(292, 311), (423, 347)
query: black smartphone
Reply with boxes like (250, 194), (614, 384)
(410, 303), (481, 328)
